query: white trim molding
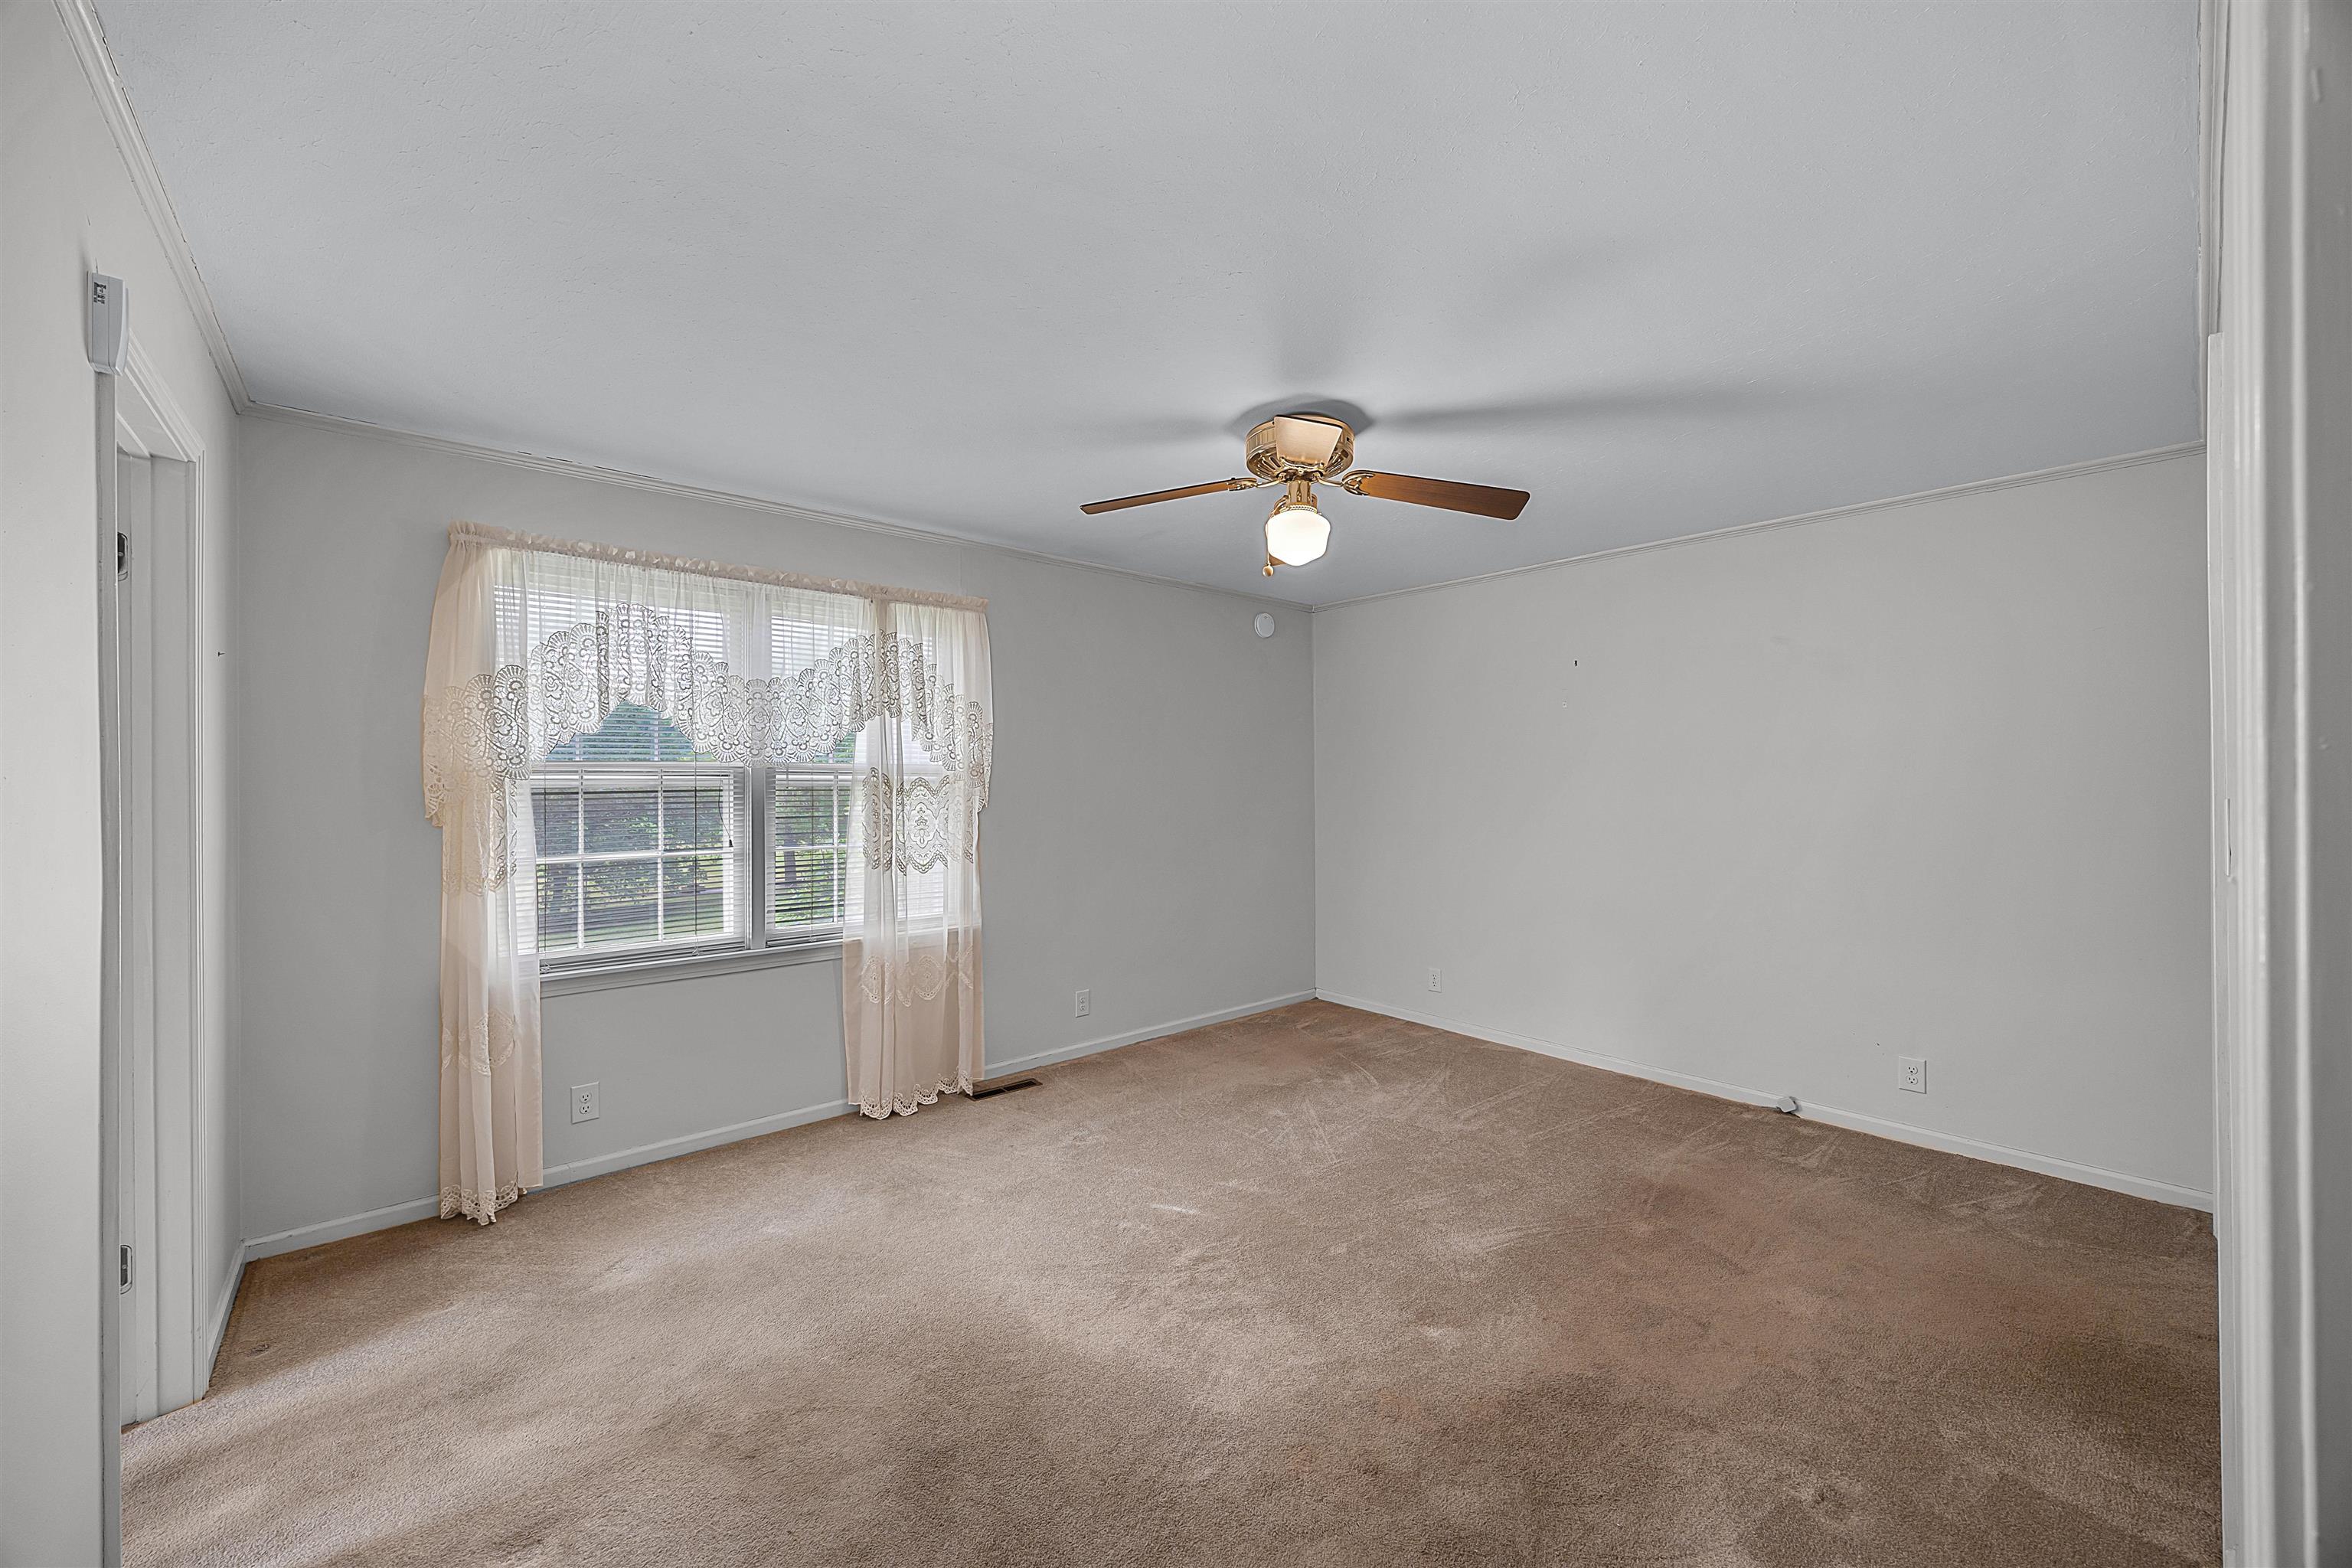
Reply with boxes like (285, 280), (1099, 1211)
(109, 338), (218, 1429)
(240, 1196), (445, 1266)
(247, 403), (1304, 612)
(198, 1258), (241, 1397)
(1309, 442), (2206, 613)
(2205, 5), (2352, 1563)
(1318, 992), (2213, 1212)
(242, 991), (1316, 1266)
(985, 991), (1318, 1078)
(256, 400), (2201, 626)
(52, 0), (252, 409)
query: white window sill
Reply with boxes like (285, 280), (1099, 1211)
(540, 938), (843, 997)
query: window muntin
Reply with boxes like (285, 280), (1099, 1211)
(530, 704), (743, 964)
(760, 616), (862, 946)
(773, 749), (852, 937)
(528, 720), (862, 972)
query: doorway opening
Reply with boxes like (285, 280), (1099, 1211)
(100, 343), (222, 1440)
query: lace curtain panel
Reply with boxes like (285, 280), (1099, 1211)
(421, 522), (993, 1223)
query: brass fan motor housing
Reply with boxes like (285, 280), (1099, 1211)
(1244, 413), (1355, 483)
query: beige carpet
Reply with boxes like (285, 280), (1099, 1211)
(124, 1001), (2218, 1566)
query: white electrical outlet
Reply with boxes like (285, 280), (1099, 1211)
(571, 1082), (600, 1123)
(1897, 1056), (1928, 1094)
(1074, 988), (1091, 1018)
(1427, 967), (1442, 993)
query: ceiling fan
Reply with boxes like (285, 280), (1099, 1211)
(1080, 412), (1530, 576)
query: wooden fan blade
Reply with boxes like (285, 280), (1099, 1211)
(1344, 471), (1530, 520)
(1080, 478), (1256, 515)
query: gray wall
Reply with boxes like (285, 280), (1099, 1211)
(1312, 452), (2214, 1200)
(1, 8), (243, 1561)
(232, 416), (1317, 1244)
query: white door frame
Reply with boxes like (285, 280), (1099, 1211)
(112, 443), (158, 1427)
(100, 335), (213, 1438)
(2205, 3), (2350, 1563)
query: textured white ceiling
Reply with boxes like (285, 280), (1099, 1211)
(99, 1), (2198, 605)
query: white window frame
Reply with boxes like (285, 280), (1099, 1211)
(528, 606), (872, 993)
(760, 757), (857, 952)
(533, 752), (860, 993)
(530, 758), (754, 973)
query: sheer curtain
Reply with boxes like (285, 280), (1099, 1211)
(843, 599), (993, 1116)
(421, 523), (992, 1222)
(420, 534), (544, 1223)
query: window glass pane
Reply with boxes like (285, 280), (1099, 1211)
(773, 779), (841, 850)
(663, 856), (729, 938)
(772, 615), (858, 675)
(582, 861), (658, 947)
(557, 701), (710, 764)
(583, 782), (658, 855)
(662, 725), (719, 764)
(773, 615), (864, 766)
(535, 862), (580, 952)
(528, 741), (748, 964)
(773, 845), (841, 929)
(579, 704), (660, 763)
(772, 772), (847, 933)
(902, 861), (947, 923)
(533, 782), (580, 857)
(664, 776), (730, 851)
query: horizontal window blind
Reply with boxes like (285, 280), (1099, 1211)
(528, 703), (743, 962)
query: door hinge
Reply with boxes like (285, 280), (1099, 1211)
(116, 531), (130, 580)
(119, 1243), (133, 1292)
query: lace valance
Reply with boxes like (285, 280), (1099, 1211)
(421, 524), (994, 890)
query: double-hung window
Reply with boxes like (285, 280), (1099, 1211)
(531, 712), (862, 971)
(524, 606), (867, 975)
(531, 707), (746, 964)
(429, 518), (994, 1145)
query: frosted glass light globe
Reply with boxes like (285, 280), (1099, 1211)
(1264, 503), (1330, 567)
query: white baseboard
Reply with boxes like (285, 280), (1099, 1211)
(988, 990), (1318, 1076)
(241, 990), (1318, 1265)
(1316, 991), (2214, 1213)
(243, 1195), (446, 1263)
(198, 1256), (243, 1393)
(538, 1097), (852, 1189)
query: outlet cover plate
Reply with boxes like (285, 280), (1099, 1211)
(1074, 988), (1091, 1018)
(571, 1082), (600, 1123)
(1427, 967), (1442, 992)
(1896, 1057), (1928, 1094)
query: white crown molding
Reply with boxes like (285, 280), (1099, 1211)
(242, 400), (1308, 611)
(1308, 440), (2209, 614)
(253, 398), (2207, 619)
(53, 0), (253, 410)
